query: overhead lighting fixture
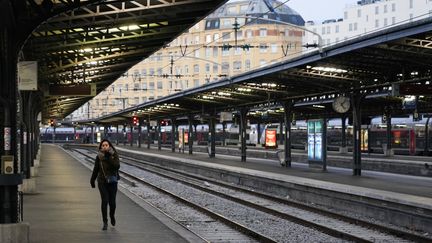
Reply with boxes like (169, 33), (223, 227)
(311, 66), (347, 73)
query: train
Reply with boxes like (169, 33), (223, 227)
(40, 116), (432, 155)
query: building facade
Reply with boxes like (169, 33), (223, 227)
(304, 0), (432, 47)
(69, 0), (305, 120)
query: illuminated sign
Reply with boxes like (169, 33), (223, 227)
(307, 120), (324, 161)
(265, 129), (277, 148)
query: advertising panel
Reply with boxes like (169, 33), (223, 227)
(307, 120), (324, 162)
(265, 129), (277, 148)
(18, 61), (38, 91)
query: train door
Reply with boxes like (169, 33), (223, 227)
(360, 127), (369, 152)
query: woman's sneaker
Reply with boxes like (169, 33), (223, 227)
(110, 215), (116, 226)
(102, 222), (108, 230)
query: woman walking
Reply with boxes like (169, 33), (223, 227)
(90, 139), (120, 230)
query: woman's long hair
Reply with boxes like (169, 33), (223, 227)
(98, 139), (117, 153)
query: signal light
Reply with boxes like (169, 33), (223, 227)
(50, 119), (55, 127)
(132, 116), (139, 126)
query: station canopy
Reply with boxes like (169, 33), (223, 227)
(88, 17), (432, 125)
(20, 0), (228, 119)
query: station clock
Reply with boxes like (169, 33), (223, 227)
(332, 96), (351, 113)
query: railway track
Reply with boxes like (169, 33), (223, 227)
(71, 147), (430, 242)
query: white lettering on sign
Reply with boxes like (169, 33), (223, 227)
(4, 127), (11, 151)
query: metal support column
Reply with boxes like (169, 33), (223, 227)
(425, 116), (430, 155)
(279, 120), (284, 146)
(283, 101), (293, 167)
(351, 93), (363, 176)
(222, 122), (226, 147)
(385, 109), (392, 156)
(188, 115), (194, 155)
(157, 120), (162, 150)
(0, 11), (20, 223)
(147, 123), (151, 149)
(341, 116), (347, 153)
(171, 118), (176, 152)
(209, 116), (216, 158)
(130, 124), (133, 147)
(257, 121), (262, 147)
(116, 125), (119, 145)
(138, 123), (142, 148)
(239, 108), (248, 162)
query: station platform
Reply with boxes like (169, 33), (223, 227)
(116, 144), (432, 199)
(23, 144), (198, 243)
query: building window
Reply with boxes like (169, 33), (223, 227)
(213, 33), (220, 42)
(259, 28), (267, 37)
(194, 35), (199, 44)
(206, 34), (211, 43)
(236, 30), (243, 39)
(222, 62), (229, 73)
(149, 82), (154, 90)
(259, 44), (267, 53)
(193, 64), (199, 73)
(149, 68), (154, 76)
(157, 68), (162, 76)
(184, 65), (189, 74)
(335, 25), (339, 33)
(157, 81), (163, 90)
(349, 23), (353, 31)
(409, 0), (413, 9)
(240, 4), (248, 13)
(271, 44), (278, 53)
(227, 6), (236, 14)
(134, 97), (139, 105)
(222, 47), (230, 56)
(141, 68), (147, 76)
(205, 64), (210, 73)
(326, 26), (330, 34)
(223, 20), (231, 28)
(222, 32), (230, 40)
(245, 59), (251, 70)
(384, 4), (388, 13)
(357, 9), (361, 18)
(246, 30), (253, 38)
(125, 84), (128, 91)
(375, 19), (379, 28)
(234, 47), (241, 55)
(205, 47), (211, 58)
(134, 83), (140, 91)
(392, 3), (396, 12)
(375, 6), (379, 15)
(321, 27), (325, 35)
(392, 16), (396, 24)
(194, 79), (199, 87)
(194, 49), (200, 58)
(384, 18), (388, 27)
(233, 61), (241, 71)
(344, 11), (348, 19)
(213, 47), (218, 57)
(213, 64), (219, 73)
(354, 22), (358, 31)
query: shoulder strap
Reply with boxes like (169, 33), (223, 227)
(99, 156), (107, 178)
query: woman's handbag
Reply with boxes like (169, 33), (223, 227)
(105, 175), (118, 183)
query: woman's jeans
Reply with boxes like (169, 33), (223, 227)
(98, 182), (118, 223)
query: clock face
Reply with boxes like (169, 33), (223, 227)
(332, 96), (350, 113)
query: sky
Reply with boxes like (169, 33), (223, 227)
(286, 0), (359, 23)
